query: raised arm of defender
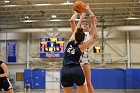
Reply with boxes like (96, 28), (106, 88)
(70, 12), (86, 33)
(69, 12), (86, 42)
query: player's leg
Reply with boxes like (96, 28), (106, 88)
(0, 78), (14, 93)
(61, 66), (74, 93)
(6, 89), (14, 93)
(77, 84), (88, 93)
(63, 86), (73, 93)
(0, 83), (3, 92)
(74, 66), (88, 93)
(82, 64), (95, 93)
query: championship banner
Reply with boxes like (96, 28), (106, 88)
(7, 41), (17, 62)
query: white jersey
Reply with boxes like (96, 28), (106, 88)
(84, 32), (91, 42)
(81, 32), (91, 64)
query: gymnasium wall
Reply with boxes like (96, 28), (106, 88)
(0, 28), (140, 89)
(130, 32), (140, 67)
(9, 69), (24, 90)
(23, 68), (140, 89)
(0, 30), (140, 68)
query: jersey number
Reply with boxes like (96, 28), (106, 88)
(67, 45), (75, 54)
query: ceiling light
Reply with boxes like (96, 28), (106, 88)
(62, 3), (73, 5)
(125, 17), (139, 20)
(33, 4), (52, 6)
(25, 16), (29, 19)
(5, 0), (10, 3)
(22, 20), (37, 22)
(50, 19), (62, 21)
(3, 5), (19, 7)
(52, 15), (56, 18)
(2, 3), (73, 8)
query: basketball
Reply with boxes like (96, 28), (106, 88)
(73, 1), (86, 13)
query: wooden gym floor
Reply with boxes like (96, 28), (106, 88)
(11, 89), (140, 93)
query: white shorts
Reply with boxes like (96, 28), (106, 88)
(80, 49), (90, 65)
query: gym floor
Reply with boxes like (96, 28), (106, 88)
(6, 89), (140, 93)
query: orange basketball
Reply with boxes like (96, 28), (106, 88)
(73, 1), (86, 13)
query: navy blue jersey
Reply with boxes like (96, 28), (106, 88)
(63, 40), (82, 66)
(0, 61), (13, 91)
(0, 61), (4, 74)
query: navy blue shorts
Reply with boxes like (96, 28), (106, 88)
(0, 77), (12, 91)
(61, 65), (85, 87)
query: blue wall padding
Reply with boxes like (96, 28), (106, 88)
(91, 69), (126, 89)
(125, 69), (133, 89)
(24, 69), (32, 88)
(132, 69), (140, 89)
(91, 69), (140, 89)
(24, 69), (46, 89)
(25, 68), (140, 89)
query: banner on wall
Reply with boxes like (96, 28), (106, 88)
(7, 41), (17, 62)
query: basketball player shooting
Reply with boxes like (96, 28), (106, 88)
(70, 3), (97, 93)
(61, 4), (97, 93)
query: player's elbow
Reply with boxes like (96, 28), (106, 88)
(90, 21), (95, 26)
(4, 69), (9, 77)
(70, 18), (75, 22)
(90, 16), (97, 24)
(70, 19), (74, 25)
(93, 34), (98, 41)
(90, 15), (96, 20)
(5, 72), (9, 77)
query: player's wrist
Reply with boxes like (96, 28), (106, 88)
(74, 11), (78, 15)
(71, 13), (78, 21)
(89, 14), (94, 17)
(88, 10), (94, 16)
(89, 14), (96, 21)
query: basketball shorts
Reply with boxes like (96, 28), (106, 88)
(81, 49), (90, 64)
(0, 77), (13, 91)
(61, 65), (85, 87)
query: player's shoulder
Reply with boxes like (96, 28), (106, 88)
(68, 40), (74, 45)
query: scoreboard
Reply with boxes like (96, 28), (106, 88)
(40, 38), (64, 58)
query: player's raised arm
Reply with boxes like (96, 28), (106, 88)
(70, 12), (86, 33)
(69, 13), (86, 42)
(76, 12), (86, 28)
(79, 5), (97, 52)
(70, 11), (78, 33)
(86, 5), (97, 39)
